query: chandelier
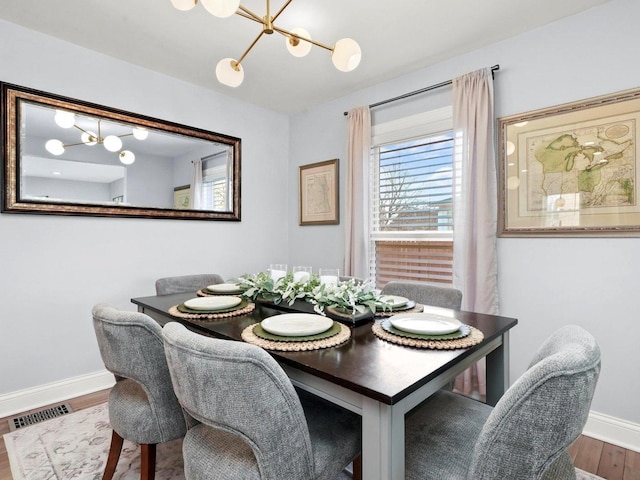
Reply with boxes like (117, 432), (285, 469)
(170, 0), (362, 87)
(45, 111), (148, 165)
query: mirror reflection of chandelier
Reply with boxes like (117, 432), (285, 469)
(170, 0), (362, 88)
(45, 110), (148, 165)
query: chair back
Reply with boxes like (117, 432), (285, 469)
(91, 303), (186, 440)
(162, 322), (315, 479)
(382, 280), (462, 309)
(155, 273), (224, 295)
(468, 325), (601, 479)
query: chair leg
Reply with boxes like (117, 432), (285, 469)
(102, 430), (124, 480)
(140, 443), (157, 480)
(352, 455), (362, 480)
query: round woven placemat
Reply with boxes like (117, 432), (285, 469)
(372, 321), (484, 349)
(168, 302), (255, 321)
(196, 289), (244, 297)
(374, 303), (424, 317)
(241, 322), (351, 351)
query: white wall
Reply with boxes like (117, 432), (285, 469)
(289, 0), (640, 425)
(23, 176), (111, 203)
(0, 21), (290, 394)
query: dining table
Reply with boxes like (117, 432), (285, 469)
(132, 292), (517, 480)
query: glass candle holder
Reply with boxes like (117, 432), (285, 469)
(269, 264), (287, 282)
(319, 268), (339, 287)
(292, 265), (312, 283)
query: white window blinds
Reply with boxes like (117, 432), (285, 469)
(370, 108), (454, 287)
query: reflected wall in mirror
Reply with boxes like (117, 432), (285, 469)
(2, 83), (241, 220)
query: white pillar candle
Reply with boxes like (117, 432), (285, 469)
(320, 275), (338, 286)
(269, 264), (287, 282)
(293, 271), (311, 283)
(270, 270), (286, 282)
(319, 268), (339, 286)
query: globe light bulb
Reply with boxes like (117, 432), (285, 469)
(45, 139), (65, 156)
(119, 150), (135, 165)
(332, 38), (361, 72)
(81, 131), (98, 146)
(54, 110), (75, 128)
(103, 135), (123, 152)
(286, 28), (312, 58)
(170, 0), (197, 10)
(216, 58), (244, 87)
(201, 0), (240, 18)
(132, 127), (149, 140)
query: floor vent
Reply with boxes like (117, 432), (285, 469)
(8, 403), (73, 431)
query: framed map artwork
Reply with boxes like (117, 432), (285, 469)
(499, 87), (640, 236)
(299, 159), (339, 225)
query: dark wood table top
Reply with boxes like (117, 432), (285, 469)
(132, 292), (517, 405)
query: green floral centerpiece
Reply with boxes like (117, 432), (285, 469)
(237, 272), (387, 316)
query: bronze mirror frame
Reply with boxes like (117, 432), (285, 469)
(1, 82), (241, 221)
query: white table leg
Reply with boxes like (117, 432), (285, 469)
(361, 397), (405, 480)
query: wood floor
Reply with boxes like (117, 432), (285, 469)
(0, 388), (638, 479)
(569, 435), (640, 480)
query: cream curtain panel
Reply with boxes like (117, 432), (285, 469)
(190, 158), (203, 209)
(343, 106), (371, 279)
(452, 68), (500, 397)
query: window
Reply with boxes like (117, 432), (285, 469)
(370, 108), (454, 287)
(202, 153), (231, 211)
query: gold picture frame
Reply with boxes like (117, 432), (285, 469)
(499, 87), (640, 236)
(299, 159), (339, 225)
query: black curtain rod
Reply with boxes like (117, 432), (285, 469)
(343, 64), (500, 116)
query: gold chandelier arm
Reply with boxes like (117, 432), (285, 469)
(62, 140), (95, 148)
(236, 30), (265, 66)
(72, 124), (93, 136)
(273, 25), (333, 51)
(237, 5), (263, 23)
(236, 10), (264, 24)
(272, 0), (293, 21)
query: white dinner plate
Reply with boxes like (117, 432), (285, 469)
(207, 283), (243, 293)
(184, 296), (242, 311)
(261, 313), (333, 337)
(376, 295), (409, 308)
(389, 313), (461, 335)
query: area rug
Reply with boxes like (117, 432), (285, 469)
(4, 403), (183, 479)
(3, 402), (602, 479)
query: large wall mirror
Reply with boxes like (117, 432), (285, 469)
(1, 83), (241, 220)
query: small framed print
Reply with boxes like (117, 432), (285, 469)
(173, 185), (191, 209)
(299, 159), (339, 226)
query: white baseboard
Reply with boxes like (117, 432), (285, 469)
(584, 410), (640, 453)
(0, 370), (115, 418)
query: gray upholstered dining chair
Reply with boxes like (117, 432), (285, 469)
(162, 321), (362, 480)
(92, 303), (188, 480)
(155, 273), (224, 295)
(404, 325), (601, 480)
(381, 280), (462, 310)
